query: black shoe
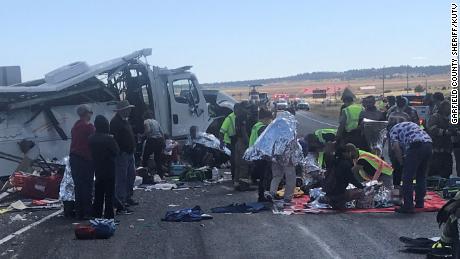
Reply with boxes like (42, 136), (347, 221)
(395, 207), (415, 214)
(127, 199), (139, 206)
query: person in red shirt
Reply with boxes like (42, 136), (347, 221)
(69, 104), (95, 220)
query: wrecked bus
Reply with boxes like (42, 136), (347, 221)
(0, 49), (234, 177)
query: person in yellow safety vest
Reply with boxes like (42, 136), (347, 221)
(314, 128), (337, 144)
(249, 109), (273, 146)
(352, 149), (393, 188)
(249, 109), (274, 202)
(312, 128), (337, 168)
(337, 95), (364, 149)
(219, 103), (239, 180)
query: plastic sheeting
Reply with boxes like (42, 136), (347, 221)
(362, 118), (388, 155)
(58, 156), (74, 201)
(186, 132), (231, 156)
(243, 111), (303, 164)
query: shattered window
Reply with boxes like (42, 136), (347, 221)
(172, 79), (199, 104)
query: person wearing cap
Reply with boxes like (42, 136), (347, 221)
(110, 100), (137, 215)
(390, 121), (433, 213)
(89, 115), (119, 219)
(69, 104), (95, 220)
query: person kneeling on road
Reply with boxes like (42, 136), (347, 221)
(323, 144), (365, 210)
(352, 149), (393, 188)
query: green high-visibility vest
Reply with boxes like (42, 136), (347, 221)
(343, 104), (363, 132)
(358, 150), (393, 180)
(249, 122), (266, 147)
(220, 112), (236, 144)
(317, 152), (325, 168)
(314, 128), (337, 144)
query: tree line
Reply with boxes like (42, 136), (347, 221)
(202, 65), (449, 88)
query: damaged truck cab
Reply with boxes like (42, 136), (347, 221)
(0, 49), (232, 177)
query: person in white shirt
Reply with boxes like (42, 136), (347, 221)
(142, 110), (166, 178)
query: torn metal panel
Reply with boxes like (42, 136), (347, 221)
(0, 48), (151, 93)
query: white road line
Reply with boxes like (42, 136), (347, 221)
(297, 112), (338, 127)
(295, 224), (343, 259)
(0, 209), (63, 246)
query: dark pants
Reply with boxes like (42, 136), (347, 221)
(115, 152), (136, 208)
(69, 154), (94, 218)
(326, 189), (364, 210)
(253, 160), (272, 199)
(142, 137), (165, 177)
(389, 145), (404, 186)
(402, 142), (433, 209)
(93, 169), (115, 219)
(229, 138), (236, 180)
(453, 147), (460, 176)
(429, 152), (453, 178)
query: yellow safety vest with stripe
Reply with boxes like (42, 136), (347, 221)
(358, 150), (393, 181)
(249, 122), (266, 147)
(343, 104), (363, 132)
(220, 112), (236, 144)
(314, 128), (337, 144)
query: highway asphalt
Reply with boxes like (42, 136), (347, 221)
(0, 111), (440, 259)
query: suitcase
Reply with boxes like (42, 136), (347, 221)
(21, 174), (63, 199)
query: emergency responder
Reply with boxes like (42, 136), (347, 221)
(359, 96), (385, 124)
(390, 121), (433, 213)
(427, 100), (455, 178)
(431, 92), (445, 115)
(383, 95), (396, 118)
(311, 128), (337, 168)
(249, 109), (273, 202)
(336, 95), (364, 149)
(358, 96), (385, 152)
(352, 149), (393, 188)
(430, 191), (460, 258)
(219, 104), (237, 179)
(314, 128), (337, 144)
(387, 96), (419, 125)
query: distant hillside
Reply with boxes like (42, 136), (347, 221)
(203, 65), (449, 88)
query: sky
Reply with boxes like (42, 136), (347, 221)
(0, 0), (452, 83)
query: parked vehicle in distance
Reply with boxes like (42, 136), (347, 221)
(296, 101), (310, 111)
(402, 93), (429, 127)
(276, 99), (289, 110)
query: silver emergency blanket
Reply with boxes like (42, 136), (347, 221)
(59, 156), (74, 201)
(362, 118), (388, 155)
(243, 112), (303, 164)
(186, 132), (231, 156)
(303, 153), (321, 173)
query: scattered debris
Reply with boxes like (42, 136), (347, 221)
(9, 214), (27, 223)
